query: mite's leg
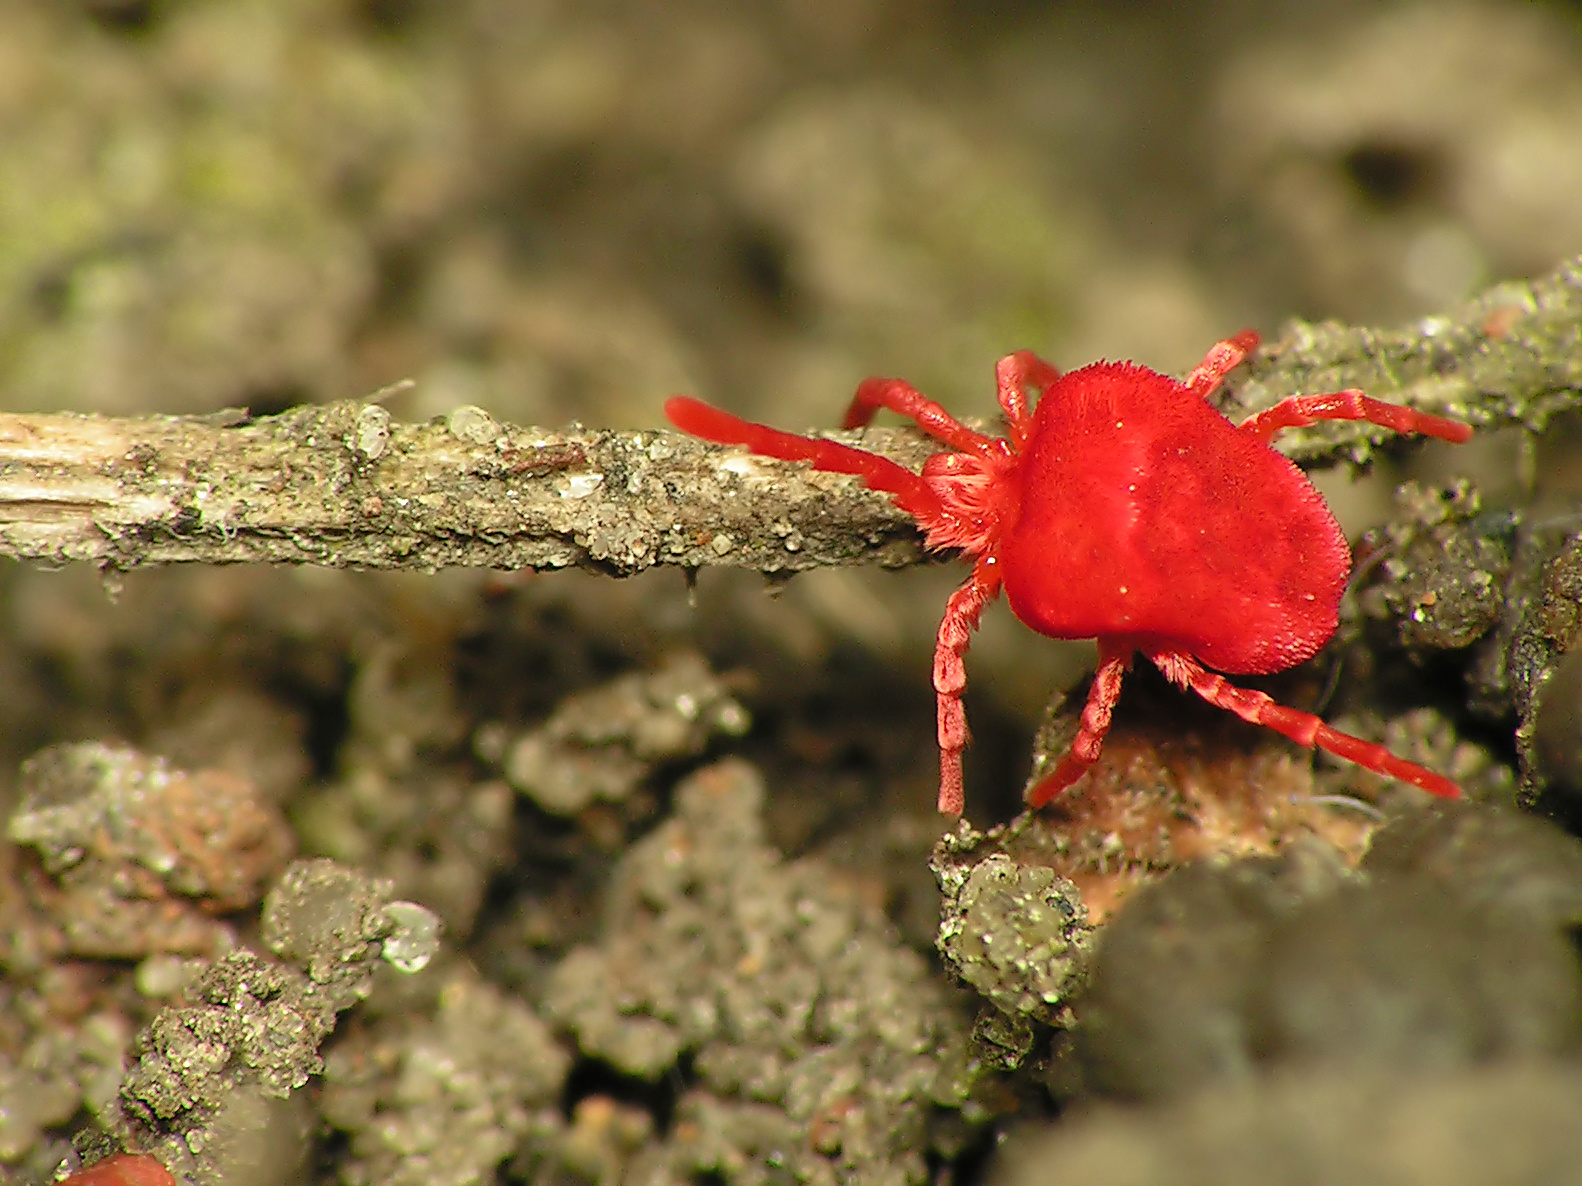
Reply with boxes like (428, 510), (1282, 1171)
(1184, 330), (1260, 399)
(1150, 650), (1461, 799)
(843, 377), (1003, 460)
(1237, 392), (1472, 446)
(665, 396), (945, 522)
(994, 351), (1062, 449)
(1025, 641), (1134, 809)
(933, 559), (1003, 816)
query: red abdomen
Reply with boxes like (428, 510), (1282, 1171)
(999, 363), (1350, 675)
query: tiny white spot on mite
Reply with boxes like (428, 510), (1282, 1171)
(1119, 585), (1128, 595)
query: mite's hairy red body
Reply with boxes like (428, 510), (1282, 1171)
(665, 332), (1472, 816)
(1002, 362), (1348, 675)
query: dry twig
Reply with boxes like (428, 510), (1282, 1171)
(1, 257), (1578, 576)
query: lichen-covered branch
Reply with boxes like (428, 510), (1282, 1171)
(0, 401), (935, 575)
(1222, 255), (1582, 465)
(0, 256), (1579, 576)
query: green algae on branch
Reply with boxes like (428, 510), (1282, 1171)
(1223, 254), (1582, 466)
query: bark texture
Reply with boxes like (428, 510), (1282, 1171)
(1, 257), (1578, 576)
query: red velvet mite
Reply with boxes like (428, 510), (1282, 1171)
(666, 331), (1472, 816)
(55, 1153), (177, 1186)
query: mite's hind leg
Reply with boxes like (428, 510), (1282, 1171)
(1150, 650), (1461, 799)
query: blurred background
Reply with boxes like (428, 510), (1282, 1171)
(4, 1), (1582, 1182)
(7, 0), (1582, 424)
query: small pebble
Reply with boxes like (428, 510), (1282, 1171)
(380, 901), (443, 973)
(355, 406), (391, 460)
(446, 405), (500, 445)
